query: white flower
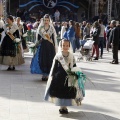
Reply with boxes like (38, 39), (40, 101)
(23, 32), (28, 37)
(71, 67), (82, 72)
(15, 38), (21, 43)
(28, 43), (35, 48)
(27, 42), (33, 44)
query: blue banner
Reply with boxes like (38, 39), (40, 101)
(19, 0), (79, 11)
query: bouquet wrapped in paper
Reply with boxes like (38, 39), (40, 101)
(66, 67), (86, 97)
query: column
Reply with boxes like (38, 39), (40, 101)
(0, 0), (3, 17)
(107, 0), (113, 22)
(95, 0), (99, 16)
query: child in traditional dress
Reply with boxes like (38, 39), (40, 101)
(44, 39), (85, 114)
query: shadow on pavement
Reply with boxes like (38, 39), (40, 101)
(60, 111), (120, 120)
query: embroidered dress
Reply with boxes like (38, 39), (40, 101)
(44, 52), (84, 106)
(30, 25), (57, 75)
(0, 23), (24, 65)
(18, 23), (28, 52)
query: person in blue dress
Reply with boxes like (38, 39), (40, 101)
(30, 14), (58, 81)
(67, 20), (75, 53)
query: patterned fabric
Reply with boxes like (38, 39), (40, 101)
(30, 26), (56, 75)
(0, 31), (19, 57)
(44, 53), (84, 106)
(0, 23), (24, 65)
(39, 39), (55, 74)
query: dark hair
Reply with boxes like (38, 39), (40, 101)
(98, 19), (102, 24)
(93, 21), (100, 28)
(60, 39), (70, 47)
(75, 22), (80, 28)
(7, 15), (14, 22)
(69, 20), (74, 26)
(44, 14), (50, 19)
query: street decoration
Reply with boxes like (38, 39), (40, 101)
(19, 0), (79, 11)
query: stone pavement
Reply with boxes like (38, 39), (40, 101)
(0, 50), (120, 120)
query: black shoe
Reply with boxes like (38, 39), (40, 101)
(63, 109), (68, 114)
(93, 57), (98, 60)
(110, 61), (119, 64)
(7, 67), (12, 71)
(59, 109), (68, 114)
(100, 55), (103, 59)
(12, 67), (15, 71)
(42, 77), (48, 81)
(42, 77), (45, 81)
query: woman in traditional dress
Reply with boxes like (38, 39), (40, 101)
(16, 17), (28, 53)
(0, 15), (24, 70)
(0, 18), (4, 42)
(30, 14), (58, 81)
(44, 39), (85, 114)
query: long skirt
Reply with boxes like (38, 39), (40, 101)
(30, 45), (43, 74)
(30, 40), (55, 75)
(39, 40), (55, 75)
(0, 35), (24, 65)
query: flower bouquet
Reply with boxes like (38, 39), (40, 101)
(23, 32), (28, 37)
(15, 38), (21, 43)
(14, 38), (21, 53)
(28, 42), (36, 53)
(66, 67), (86, 97)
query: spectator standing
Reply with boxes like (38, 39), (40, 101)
(61, 22), (67, 39)
(98, 19), (105, 58)
(24, 10), (30, 22)
(81, 21), (86, 39)
(57, 22), (61, 37)
(83, 23), (90, 38)
(91, 21), (101, 60)
(105, 24), (111, 52)
(109, 20), (120, 64)
(67, 20), (75, 53)
(75, 22), (81, 49)
(16, 9), (22, 18)
(54, 10), (60, 22)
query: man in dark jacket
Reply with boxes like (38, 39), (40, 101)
(109, 20), (120, 64)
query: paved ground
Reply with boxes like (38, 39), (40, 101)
(0, 49), (120, 120)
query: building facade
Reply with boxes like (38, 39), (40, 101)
(1, 0), (120, 22)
